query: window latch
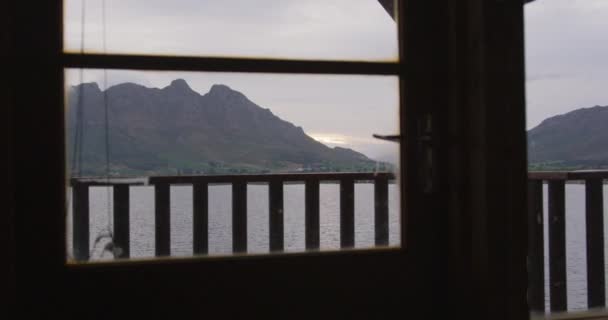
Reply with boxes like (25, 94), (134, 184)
(417, 114), (436, 194)
(372, 134), (401, 143)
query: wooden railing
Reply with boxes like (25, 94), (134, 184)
(528, 171), (608, 313)
(72, 170), (605, 312)
(70, 172), (396, 261)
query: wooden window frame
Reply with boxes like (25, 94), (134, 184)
(8, 0), (533, 318)
(59, 4), (408, 259)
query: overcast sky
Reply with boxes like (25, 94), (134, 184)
(525, 0), (608, 129)
(64, 0), (607, 160)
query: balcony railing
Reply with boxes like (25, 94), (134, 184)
(70, 170), (608, 314)
(528, 171), (608, 314)
(70, 172), (396, 261)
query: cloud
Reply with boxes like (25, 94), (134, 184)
(64, 0), (397, 61)
(526, 73), (566, 82)
(525, 0), (608, 129)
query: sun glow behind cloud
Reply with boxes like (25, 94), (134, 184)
(309, 132), (399, 164)
(308, 132), (389, 148)
(309, 133), (349, 145)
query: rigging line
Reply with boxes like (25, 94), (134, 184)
(77, 0), (87, 178)
(71, 70), (84, 177)
(71, 0), (87, 178)
(102, 0), (113, 234)
(68, 0), (87, 260)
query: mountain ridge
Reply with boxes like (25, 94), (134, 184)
(528, 105), (608, 169)
(67, 79), (383, 176)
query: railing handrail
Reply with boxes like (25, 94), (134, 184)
(71, 170), (608, 185)
(70, 177), (148, 186)
(70, 171), (396, 186)
(528, 170), (608, 180)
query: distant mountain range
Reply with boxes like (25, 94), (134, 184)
(67, 79), (386, 176)
(71, 79), (606, 174)
(528, 105), (608, 170)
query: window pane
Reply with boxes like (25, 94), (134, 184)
(65, 69), (401, 262)
(63, 0), (398, 61)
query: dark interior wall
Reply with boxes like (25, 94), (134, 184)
(9, 0), (66, 313)
(401, 0), (451, 313)
(3, 0), (16, 311)
(401, 1), (528, 318)
(482, 1), (528, 317)
(446, 0), (528, 319)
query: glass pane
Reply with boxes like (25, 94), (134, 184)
(63, 0), (398, 61)
(525, 0), (608, 316)
(65, 69), (401, 262)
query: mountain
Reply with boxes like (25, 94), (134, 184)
(528, 105), (608, 169)
(67, 79), (379, 176)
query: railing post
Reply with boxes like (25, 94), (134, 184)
(193, 182), (208, 255)
(340, 178), (355, 248)
(232, 181), (247, 253)
(548, 180), (567, 312)
(155, 183), (170, 257)
(374, 175), (389, 246)
(305, 179), (320, 250)
(269, 180), (284, 252)
(113, 185), (130, 259)
(72, 183), (90, 261)
(585, 178), (605, 309)
(527, 179), (544, 313)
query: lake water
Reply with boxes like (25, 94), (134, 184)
(540, 184), (608, 312)
(67, 183), (608, 312)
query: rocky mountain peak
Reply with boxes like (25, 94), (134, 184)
(165, 78), (195, 93)
(207, 84), (247, 100)
(71, 82), (101, 94)
(209, 84), (232, 94)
